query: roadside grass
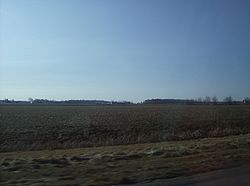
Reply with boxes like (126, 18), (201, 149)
(1, 134), (250, 186)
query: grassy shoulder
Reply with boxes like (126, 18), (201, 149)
(1, 134), (250, 186)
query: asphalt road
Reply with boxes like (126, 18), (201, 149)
(120, 166), (250, 186)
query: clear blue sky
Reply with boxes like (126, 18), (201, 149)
(0, 0), (250, 102)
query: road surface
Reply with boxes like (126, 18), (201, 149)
(120, 166), (250, 186)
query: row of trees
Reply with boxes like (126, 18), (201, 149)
(196, 96), (231, 104)
(196, 96), (218, 103)
(196, 96), (250, 104)
(144, 97), (250, 105)
(1, 97), (250, 105)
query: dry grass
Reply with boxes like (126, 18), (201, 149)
(1, 134), (250, 185)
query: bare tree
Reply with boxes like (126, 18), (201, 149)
(212, 96), (218, 104)
(197, 97), (202, 103)
(223, 96), (233, 104)
(243, 97), (250, 104)
(204, 96), (211, 104)
(28, 97), (33, 104)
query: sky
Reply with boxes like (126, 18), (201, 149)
(0, 0), (250, 102)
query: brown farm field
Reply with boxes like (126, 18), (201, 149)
(1, 104), (250, 152)
(1, 105), (250, 185)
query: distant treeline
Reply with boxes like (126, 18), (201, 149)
(0, 99), (133, 105)
(1, 97), (250, 105)
(143, 98), (250, 105)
